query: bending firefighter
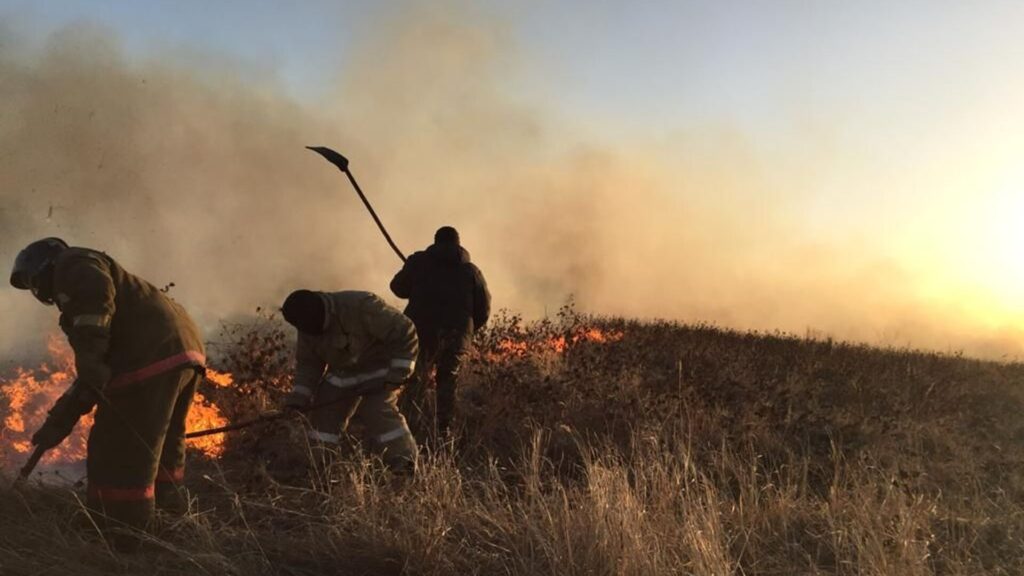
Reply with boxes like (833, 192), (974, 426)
(391, 226), (490, 442)
(10, 238), (205, 542)
(281, 289), (418, 473)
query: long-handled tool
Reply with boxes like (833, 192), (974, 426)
(14, 385), (91, 485)
(306, 146), (407, 263)
(185, 378), (392, 439)
(14, 444), (47, 485)
(184, 409), (287, 439)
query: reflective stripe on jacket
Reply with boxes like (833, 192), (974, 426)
(291, 291), (418, 397)
(53, 248), (205, 393)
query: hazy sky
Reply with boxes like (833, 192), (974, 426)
(2, 1), (1022, 358)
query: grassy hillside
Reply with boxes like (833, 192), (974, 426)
(2, 308), (1023, 575)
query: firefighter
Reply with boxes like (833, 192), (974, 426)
(390, 226), (490, 443)
(280, 289), (418, 473)
(9, 238), (205, 544)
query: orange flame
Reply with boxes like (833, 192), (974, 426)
(205, 369), (234, 388)
(491, 327), (623, 360)
(1, 336), (232, 469)
(188, 369), (233, 458)
(0, 336), (89, 465)
(549, 327), (622, 353)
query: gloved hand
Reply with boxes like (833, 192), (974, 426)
(386, 359), (416, 386)
(282, 390), (310, 412)
(30, 383), (96, 450)
(31, 403), (80, 449)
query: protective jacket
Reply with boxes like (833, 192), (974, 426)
(389, 243), (490, 335)
(52, 248), (206, 394)
(289, 291), (418, 404)
(45, 247), (204, 544)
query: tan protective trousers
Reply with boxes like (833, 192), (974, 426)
(307, 377), (417, 473)
(86, 366), (200, 544)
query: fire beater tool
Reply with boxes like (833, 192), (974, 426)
(185, 380), (386, 439)
(306, 146), (407, 263)
(184, 409), (289, 439)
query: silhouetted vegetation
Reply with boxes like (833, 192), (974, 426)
(3, 306), (1023, 575)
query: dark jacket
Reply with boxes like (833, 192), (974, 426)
(390, 243), (490, 335)
(52, 248), (205, 394)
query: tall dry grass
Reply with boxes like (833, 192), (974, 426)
(2, 306), (1023, 575)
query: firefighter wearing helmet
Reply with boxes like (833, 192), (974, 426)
(10, 238), (205, 547)
(280, 289), (419, 474)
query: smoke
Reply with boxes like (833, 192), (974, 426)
(0, 8), (1020, 361)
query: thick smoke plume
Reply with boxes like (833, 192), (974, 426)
(0, 9), (1020, 361)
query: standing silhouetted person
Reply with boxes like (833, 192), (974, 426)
(390, 226), (490, 443)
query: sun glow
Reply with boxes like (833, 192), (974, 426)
(936, 167), (1024, 327)
(882, 156), (1024, 337)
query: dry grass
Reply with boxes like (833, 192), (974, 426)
(2, 306), (1023, 575)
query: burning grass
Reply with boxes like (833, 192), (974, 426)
(0, 339), (238, 482)
(2, 305), (1024, 574)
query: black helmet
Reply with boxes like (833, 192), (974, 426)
(10, 237), (69, 305)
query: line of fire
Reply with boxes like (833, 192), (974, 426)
(0, 324), (621, 479)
